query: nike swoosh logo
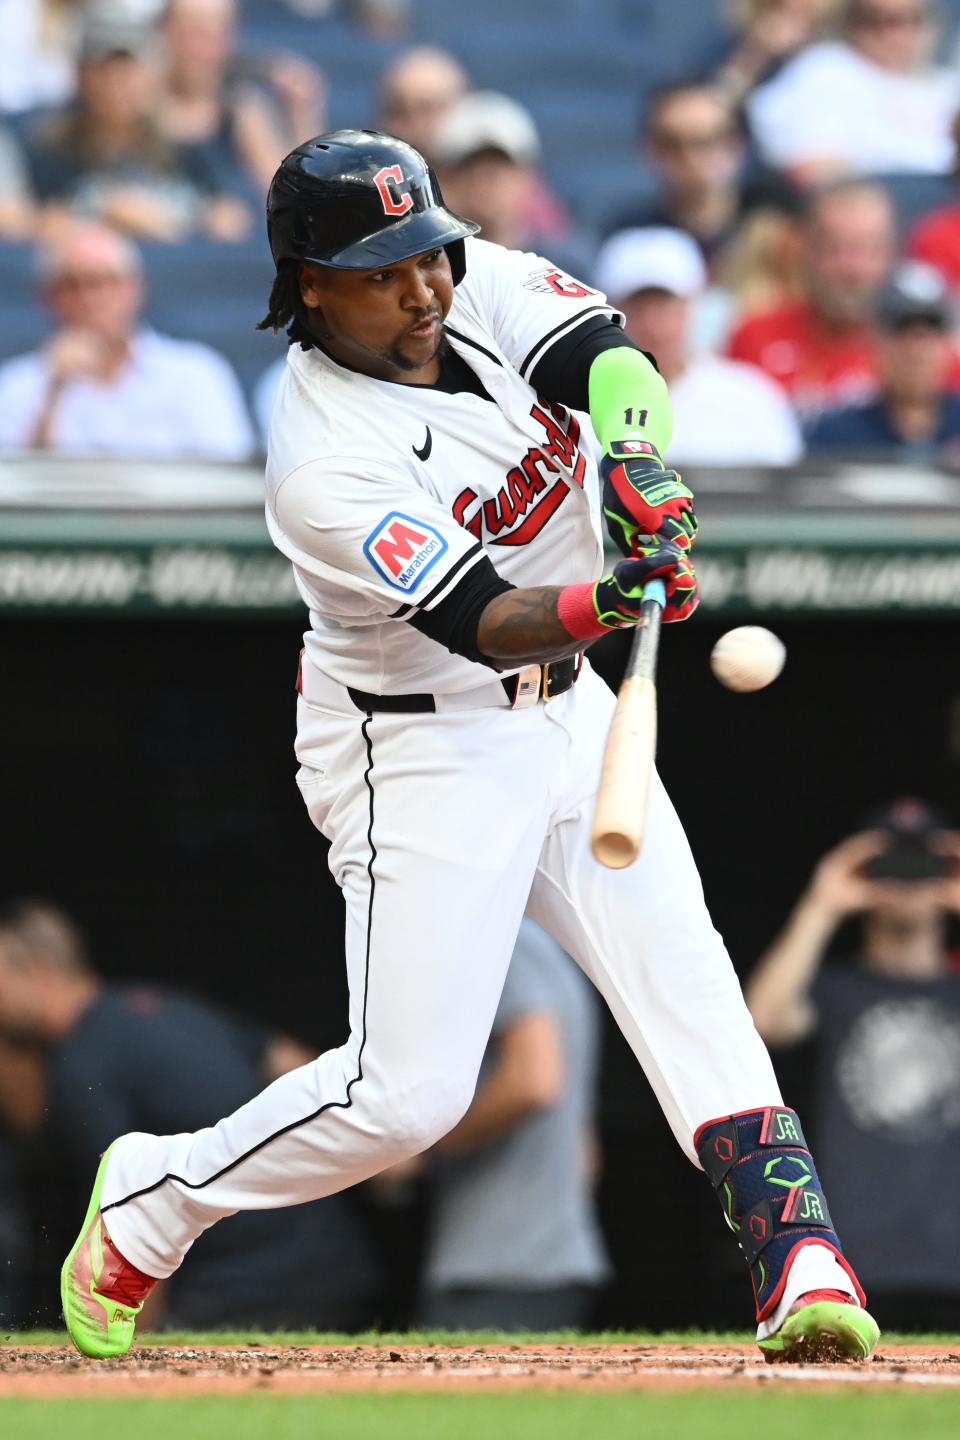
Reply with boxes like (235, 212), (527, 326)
(412, 427), (432, 462)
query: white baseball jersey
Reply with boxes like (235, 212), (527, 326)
(264, 237), (620, 695)
(94, 215), (860, 1348)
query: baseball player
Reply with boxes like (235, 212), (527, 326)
(62, 131), (878, 1363)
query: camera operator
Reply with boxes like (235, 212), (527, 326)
(747, 799), (960, 1327)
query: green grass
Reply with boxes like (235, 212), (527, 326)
(3, 1333), (959, 1440)
(2, 1392), (960, 1440)
(4, 1327), (960, 1347)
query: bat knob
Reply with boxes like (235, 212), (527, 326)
(591, 831), (641, 869)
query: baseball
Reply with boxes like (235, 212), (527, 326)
(710, 626), (786, 692)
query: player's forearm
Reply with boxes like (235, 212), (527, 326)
(477, 585), (587, 666)
(477, 548), (693, 665)
(29, 379), (66, 449)
(436, 1072), (546, 1153)
(436, 1016), (563, 1153)
(588, 346), (673, 458)
(745, 895), (838, 1045)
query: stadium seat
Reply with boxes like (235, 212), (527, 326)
(869, 173), (957, 237)
(139, 238), (276, 400)
(0, 243), (49, 363)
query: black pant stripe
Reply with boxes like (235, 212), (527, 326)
(102, 716), (378, 1217)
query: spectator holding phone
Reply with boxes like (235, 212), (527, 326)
(747, 799), (960, 1327)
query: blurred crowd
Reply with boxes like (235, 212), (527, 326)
(2, 0), (960, 463)
(0, 910), (610, 1331)
(2, 806), (958, 1332)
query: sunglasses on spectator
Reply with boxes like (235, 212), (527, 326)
(884, 314), (948, 333)
(853, 5), (928, 28)
(384, 93), (458, 117)
(650, 127), (738, 153)
(50, 270), (131, 290)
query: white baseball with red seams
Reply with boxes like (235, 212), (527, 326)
(711, 626), (787, 693)
(98, 237), (854, 1331)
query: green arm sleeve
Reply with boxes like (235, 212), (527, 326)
(587, 346), (673, 459)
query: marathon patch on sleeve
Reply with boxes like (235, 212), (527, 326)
(363, 512), (449, 594)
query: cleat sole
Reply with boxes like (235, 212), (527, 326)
(759, 1300), (880, 1364)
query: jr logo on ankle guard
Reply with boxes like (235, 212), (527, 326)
(764, 1155), (812, 1188)
(782, 1185), (830, 1225)
(760, 1109), (803, 1145)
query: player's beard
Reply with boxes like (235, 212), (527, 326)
(387, 327), (448, 373)
(302, 309), (447, 376)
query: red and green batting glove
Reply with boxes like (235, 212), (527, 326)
(586, 346), (695, 557)
(599, 441), (698, 558)
(558, 542), (700, 641)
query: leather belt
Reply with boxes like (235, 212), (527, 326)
(344, 655), (582, 715)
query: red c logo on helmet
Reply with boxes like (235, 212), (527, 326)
(373, 165), (414, 217)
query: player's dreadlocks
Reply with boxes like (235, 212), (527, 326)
(257, 262), (315, 349)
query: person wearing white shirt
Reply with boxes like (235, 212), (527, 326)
(0, 221), (255, 460)
(253, 352), (285, 449)
(748, 0), (960, 181)
(595, 227), (804, 466)
(0, 0), (77, 116)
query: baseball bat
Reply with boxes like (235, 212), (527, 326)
(590, 578), (666, 869)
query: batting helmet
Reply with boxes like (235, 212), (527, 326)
(266, 129), (480, 284)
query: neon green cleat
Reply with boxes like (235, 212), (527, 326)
(60, 1143), (157, 1359)
(759, 1293), (880, 1364)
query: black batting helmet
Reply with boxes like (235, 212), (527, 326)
(266, 129), (480, 284)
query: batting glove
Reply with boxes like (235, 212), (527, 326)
(600, 441), (697, 558)
(594, 543), (700, 628)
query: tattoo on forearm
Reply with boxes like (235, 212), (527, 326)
(477, 586), (584, 666)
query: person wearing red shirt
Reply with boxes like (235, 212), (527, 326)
(728, 178), (895, 419)
(904, 109), (960, 290)
(908, 206), (960, 289)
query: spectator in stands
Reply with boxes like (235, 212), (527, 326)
(746, 800), (960, 1328)
(19, 12), (248, 242)
(414, 920), (610, 1331)
(434, 92), (589, 277)
(597, 227), (802, 465)
(0, 0), (79, 116)
(158, 0), (326, 203)
(721, 204), (808, 322)
(377, 46), (468, 165)
(253, 351), (285, 450)
(748, 0), (960, 182)
(714, 0), (843, 108)
(0, 221), (255, 458)
(348, 0), (411, 38)
(602, 81), (800, 277)
(0, 1137), (28, 1325)
(0, 126), (34, 239)
(807, 262), (960, 457)
(907, 111), (960, 290)
(727, 178), (895, 418)
(0, 1011), (50, 1325)
(0, 901), (381, 1330)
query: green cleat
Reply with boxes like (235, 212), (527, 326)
(60, 1143), (157, 1359)
(759, 1291), (880, 1364)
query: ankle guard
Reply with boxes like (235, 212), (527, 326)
(695, 1106), (865, 1321)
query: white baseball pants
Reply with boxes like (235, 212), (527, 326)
(102, 661), (824, 1319)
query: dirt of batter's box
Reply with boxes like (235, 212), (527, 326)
(1, 1343), (959, 1397)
